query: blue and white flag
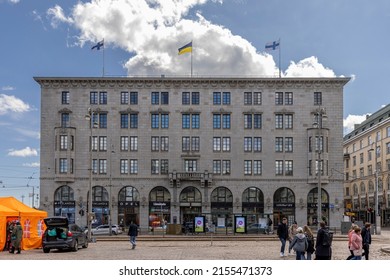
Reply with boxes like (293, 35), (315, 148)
(265, 40), (280, 51)
(91, 40), (104, 51)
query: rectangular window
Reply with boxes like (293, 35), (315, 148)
(213, 114), (221, 129)
(161, 92), (169, 105)
(182, 92), (190, 105)
(61, 91), (69, 104)
(130, 92), (138, 105)
(244, 137), (252, 152)
(314, 92), (322, 105)
(222, 160), (231, 175)
(223, 92), (231, 105)
(244, 92), (252, 105)
(92, 159), (98, 174)
(213, 160), (221, 174)
(222, 137), (231, 152)
(130, 136), (138, 151)
(285, 114), (293, 129)
(254, 137), (262, 152)
(182, 114), (190, 129)
(151, 136), (159, 151)
(222, 114), (231, 129)
(99, 136), (107, 151)
(244, 114), (252, 129)
(275, 92), (283, 105)
(99, 159), (107, 174)
(121, 114), (129, 128)
(120, 159), (128, 174)
(161, 159), (169, 174)
(130, 114), (138, 128)
(275, 114), (283, 129)
(285, 160), (293, 176)
(285, 92), (293, 105)
(182, 137), (190, 152)
(275, 160), (283, 175)
(253, 92), (262, 105)
(254, 114), (262, 129)
(60, 135), (68, 150)
(59, 158), (68, 173)
(91, 136), (98, 151)
(99, 92), (107, 104)
(275, 137), (283, 152)
(99, 113), (107, 128)
(130, 160), (138, 174)
(244, 160), (252, 175)
(151, 92), (159, 104)
(213, 137), (221, 152)
(160, 137), (168, 151)
(192, 114), (200, 129)
(213, 92), (221, 105)
(161, 114), (169, 128)
(151, 160), (159, 174)
(121, 136), (129, 151)
(285, 137), (293, 152)
(151, 114), (159, 128)
(254, 160), (262, 175)
(121, 92), (129, 104)
(61, 113), (70, 128)
(90, 92), (98, 104)
(192, 137), (200, 152)
(184, 160), (197, 172)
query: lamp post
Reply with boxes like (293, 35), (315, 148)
(313, 107), (327, 230)
(372, 142), (381, 235)
(85, 108), (95, 241)
(109, 149), (114, 236)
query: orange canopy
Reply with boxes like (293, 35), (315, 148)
(0, 197), (47, 250)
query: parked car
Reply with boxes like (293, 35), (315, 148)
(246, 223), (267, 234)
(87, 224), (123, 235)
(42, 216), (88, 253)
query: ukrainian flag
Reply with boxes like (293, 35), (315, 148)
(178, 41), (192, 55)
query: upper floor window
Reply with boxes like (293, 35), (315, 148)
(151, 113), (169, 129)
(213, 92), (221, 105)
(275, 113), (293, 129)
(213, 113), (231, 129)
(285, 92), (293, 105)
(61, 113), (70, 128)
(182, 92), (200, 105)
(121, 92), (129, 104)
(61, 91), (69, 104)
(275, 92), (283, 105)
(314, 92), (322, 105)
(182, 113), (200, 129)
(222, 92), (231, 105)
(151, 92), (159, 104)
(90, 91), (107, 104)
(99, 92), (107, 104)
(121, 92), (138, 105)
(151, 92), (168, 105)
(244, 92), (252, 105)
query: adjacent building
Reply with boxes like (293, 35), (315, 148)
(343, 104), (390, 227)
(35, 76), (349, 231)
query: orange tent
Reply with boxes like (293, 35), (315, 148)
(0, 204), (19, 251)
(0, 197), (47, 250)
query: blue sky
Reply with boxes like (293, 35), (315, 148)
(0, 0), (389, 205)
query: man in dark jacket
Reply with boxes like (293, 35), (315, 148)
(128, 221), (139, 249)
(361, 222), (372, 260)
(315, 221), (331, 260)
(277, 217), (289, 257)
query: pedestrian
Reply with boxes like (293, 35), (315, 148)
(315, 221), (332, 260)
(266, 217), (273, 235)
(350, 227), (363, 260)
(288, 221), (298, 255)
(127, 221), (139, 249)
(361, 222), (372, 260)
(9, 221), (23, 254)
(346, 224), (358, 260)
(276, 217), (289, 257)
(303, 225), (315, 260)
(289, 227), (308, 260)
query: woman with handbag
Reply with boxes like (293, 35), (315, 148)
(350, 226), (363, 260)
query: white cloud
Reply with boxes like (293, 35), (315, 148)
(23, 162), (41, 168)
(47, 0), (339, 77)
(0, 94), (31, 115)
(8, 0), (20, 4)
(7, 147), (38, 157)
(1, 86), (15, 91)
(343, 114), (370, 135)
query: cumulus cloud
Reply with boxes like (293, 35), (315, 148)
(23, 162), (41, 168)
(343, 114), (369, 135)
(1, 86), (15, 91)
(7, 147), (38, 157)
(0, 94), (31, 115)
(47, 0), (337, 77)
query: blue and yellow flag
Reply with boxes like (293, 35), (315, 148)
(178, 41), (192, 55)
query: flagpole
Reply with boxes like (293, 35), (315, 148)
(278, 38), (281, 78)
(191, 40), (193, 78)
(102, 39), (105, 77)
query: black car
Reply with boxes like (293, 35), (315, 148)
(42, 216), (88, 253)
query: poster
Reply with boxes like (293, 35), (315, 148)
(235, 216), (246, 233)
(194, 216), (205, 233)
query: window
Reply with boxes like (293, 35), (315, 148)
(59, 158), (68, 173)
(99, 113), (107, 128)
(130, 92), (138, 104)
(244, 114), (252, 129)
(222, 137), (231, 152)
(386, 142), (390, 155)
(213, 137), (221, 152)
(192, 92), (200, 105)
(182, 114), (190, 129)
(275, 113), (292, 129)
(244, 137), (252, 152)
(99, 159), (107, 174)
(130, 136), (138, 151)
(213, 92), (221, 105)
(121, 114), (129, 128)
(61, 113), (70, 128)
(121, 136), (129, 151)
(120, 159), (128, 174)
(222, 92), (230, 105)
(213, 160), (221, 174)
(359, 167), (364, 178)
(60, 135), (68, 150)
(387, 126), (390, 138)
(222, 160), (231, 175)
(121, 92), (129, 104)
(184, 160), (197, 172)
(151, 92), (159, 104)
(275, 114), (283, 129)
(130, 114), (138, 128)
(192, 137), (200, 152)
(222, 114), (231, 129)
(152, 113), (169, 128)
(161, 114), (169, 128)
(254, 137), (262, 152)
(91, 136), (98, 151)
(192, 114), (200, 129)
(213, 114), (221, 129)
(285, 160), (293, 176)
(130, 160), (138, 174)
(61, 91), (69, 104)
(360, 153), (364, 164)
(254, 160), (262, 175)
(254, 114), (262, 129)
(275, 137), (283, 152)
(161, 92), (169, 105)
(182, 113), (200, 129)
(182, 92), (190, 105)
(151, 160), (159, 174)
(182, 137), (190, 152)
(285, 92), (293, 105)
(161, 137), (169, 151)
(244, 92), (252, 105)
(99, 92), (107, 104)
(244, 160), (252, 175)
(314, 92), (322, 105)
(92, 159), (98, 174)
(275, 92), (283, 105)
(90, 92), (98, 104)
(253, 92), (262, 105)
(275, 160), (283, 175)
(161, 159), (169, 174)
(99, 136), (107, 151)
(285, 114), (293, 129)
(151, 136), (159, 151)
(285, 137), (293, 152)
(151, 114), (159, 128)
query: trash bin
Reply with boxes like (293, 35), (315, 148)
(166, 224), (182, 235)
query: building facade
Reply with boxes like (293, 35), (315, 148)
(35, 77), (349, 231)
(343, 104), (390, 227)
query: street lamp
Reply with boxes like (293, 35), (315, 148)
(370, 142), (381, 235)
(313, 107), (327, 230)
(109, 149), (114, 236)
(85, 108), (95, 241)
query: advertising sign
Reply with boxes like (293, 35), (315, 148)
(194, 216), (205, 233)
(235, 216), (246, 233)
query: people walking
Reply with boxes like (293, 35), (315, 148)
(346, 224), (358, 260)
(361, 222), (372, 260)
(315, 221), (332, 260)
(9, 221), (23, 254)
(277, 217), (289, 257)
(127, 221), (139, 249)
(303, 225), (315, 260)
(289, 227), (308, 260)
(350, 226), (363, 260)
(288, 221), (298, 255)
(266, 217), (273, 235)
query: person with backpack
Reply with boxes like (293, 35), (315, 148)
(303, 225), (315, 260)
(289, 227), (308, 260)
(361, 222), (372, 260)
(277, 217), (289, 257)
(315, 221), (332, 260)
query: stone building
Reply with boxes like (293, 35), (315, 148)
(343, 104), (390, 228)
(35, 76), (349, 231)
